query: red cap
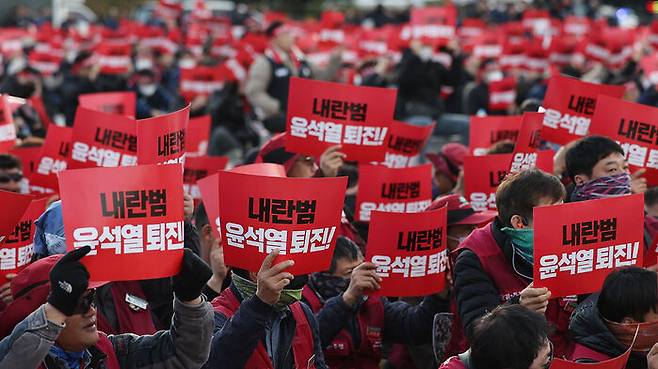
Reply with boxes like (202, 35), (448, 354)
(0, 255), (107, 338)
(255, 133), (301, 174)
(426, 143), (468, 182)
(427, 194), (496, 226)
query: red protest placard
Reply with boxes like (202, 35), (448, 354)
(95, 43), (132, 75)
(463, 151), (553, 212)
(376, 121), (435, 168)
(218, 171), (347, 275)
(365, 208), (448, 297)
(0, 190), (33, 237)
(286, 77), (396, 162)
(184, 156), (228, 200)
(469, 115), (523, 156)
(589, 95), (658, 186)
(186, 115), (211, 157)
(0, 95), (16, 153)
(69, 106), (138, 169)
(137, 105), (189, 165)
(355, 164), (433, 222)
(401, 6), (457, 43)
(488, 77), (517, 112)
(0, 197), (47, 283)
(30, 125), (71, 190)
(78, 92), (136, 118)
(59, 164), (185, 281)
(533, 194), (644, 298)
(550, 350), (630, 369)
(179, 66), (229, 102)
(509, 112), (543, 173)
(541, 75), (624, 145)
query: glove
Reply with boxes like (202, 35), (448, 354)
(47, 246), (91, 316)
(172, 249), (212, 302)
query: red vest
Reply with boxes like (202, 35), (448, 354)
(569, 343), (612, 362)
(39, 332), (120, 369)
(97, 281), (157, 336)
(451, 224), (575, 358)
(439, 356), (467, 369)
(302, 287), (384, 369)
(212, 288), (316, 369)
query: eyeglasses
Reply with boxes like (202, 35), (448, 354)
(0, 172), (23, 183)
(542, 341), (554, 369)
(74, 288), (97, 315)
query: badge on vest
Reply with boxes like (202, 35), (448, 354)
(275, 68), (289, 77)
(125, 293), (148, 311)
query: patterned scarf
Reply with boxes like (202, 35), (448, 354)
(605, 319), (658, 353)
(570, 173), (631, 202)
(309, 272), (350, 302)
(49, 345), (88, 369)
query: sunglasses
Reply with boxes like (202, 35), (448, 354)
(542, 341), (554, 369)
(0, 172), (23, 183)
(74, 288), (97, 315)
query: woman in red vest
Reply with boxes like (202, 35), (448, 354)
(439, 304), (553, 369)
(0, 246), (215, 369)
(452, 169), (575, 357)
(302, 236), (450, 369)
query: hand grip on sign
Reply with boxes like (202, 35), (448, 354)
(256, 250), (295, 306)
(343, 262), (382, 307)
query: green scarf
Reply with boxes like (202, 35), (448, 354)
(501, 227), (534, 264)
(232, 273), (303, 311)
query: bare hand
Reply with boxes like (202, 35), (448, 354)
(343, 262), (381, 307)
(631, 168), (648, 194)
(648, 343), (658, 369)
(207, 242), (229, 293)
(519, 283), (551, 313)
(319, 145), (346, 178)
(0, 273), (16, 304)
(183, 193), (194, 220)
(256, 250), (294, 306)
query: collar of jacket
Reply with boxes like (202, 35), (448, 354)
(44, 346), (106, 369)
(491, 218), (532, 281)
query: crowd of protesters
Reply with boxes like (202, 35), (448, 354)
(3, 1), (658, 369)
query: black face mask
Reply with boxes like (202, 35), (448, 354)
(310, 272), (350, 301)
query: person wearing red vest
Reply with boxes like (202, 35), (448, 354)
(206, 250), (329, 369)
(0, 246), (215, 369)
(302, 236), (450, 369)
(452, 169), (575, 357)
(439, 305), (553, 369)
(569, 267), (658, 369)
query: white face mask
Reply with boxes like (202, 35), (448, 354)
(485, 70), (504, 83)
(138, 84), (157, 97)
(135, 58), (154, 71)
(178, 58), (196, 69)
(418, 46), (433, 62)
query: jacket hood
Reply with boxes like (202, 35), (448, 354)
(569, 294), (625, 358)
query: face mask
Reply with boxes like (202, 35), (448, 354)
(418, 46), (433, 62)
(310, 272), (350, 301)
(570, 173), (631, 202)
(178, 58), (196, 69)
(501, 227), (534, 264)
(138, 84), (157, 97)
(273, 288), (303, 311)
(485, 70), (504, 83)
(605, 319), (658, 353)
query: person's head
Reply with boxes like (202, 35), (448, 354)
(329, 236), (363, 278)
(55, 288), (99, 351)
(427, 143), (468, 195)
(479, 58), (503, 84)
(256, 133), (317, 178)
(266, 21), (295, 52)
(134, 69), (158, 97)
(194, 202), (216, 264)
(566, 135), (627, 186)
(0, 153), (23, 193)
(496, 169), (566, 229)
(486, 140), (516, 155)
(598, 267), (658, 324)
(427, 194), (496, 250)
(470, 305), (552, 369)
(646, 187), (658, 218)
(71, 51), (98, 79)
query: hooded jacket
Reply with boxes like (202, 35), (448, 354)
(569, 294), (647, 369)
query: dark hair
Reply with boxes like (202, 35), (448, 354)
(469, 305), (550, 369)
(194, 202), (209, 228)
(645, 187), (658, 207)
(598, 267), (658, 323)
(565, 136), (625, 181)
(486, 140), (515, 154)
(0, 154), (21, 170)
(265, 21), (284, 37)
(470, 305), (550, 369)
(330, 236), (362, 274)
(337, 164), (359, 189)
(496, 169), (565, 227)
(519, 98), (542, 113)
